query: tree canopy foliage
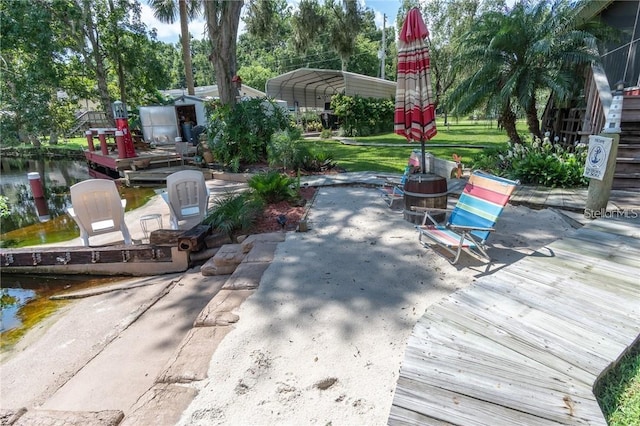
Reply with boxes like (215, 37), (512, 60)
(0, 0), (612, 146)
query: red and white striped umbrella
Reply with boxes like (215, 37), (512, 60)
(394, 8), (437, 173)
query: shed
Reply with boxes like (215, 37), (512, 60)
(265, 68), (397, 110)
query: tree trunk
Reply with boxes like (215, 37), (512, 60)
(49, 131), (58, 145)
(179, 0), (195, 95)
(107, 0), (127, 105)
(525, 100), (542, 140)
(501, 104), (521, 144)
(205, 0), (243, 105)
(84, 6), (113, 122)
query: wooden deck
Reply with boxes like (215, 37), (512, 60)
(508, 185), (639, 213)
(389, 215), (640, 425)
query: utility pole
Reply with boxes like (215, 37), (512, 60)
(379, 13), (386, 80)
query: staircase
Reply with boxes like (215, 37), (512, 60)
(67, 111), (113, 136)
(614, 95), (640, 190)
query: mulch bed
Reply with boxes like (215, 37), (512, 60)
(252, 186), (317, 233)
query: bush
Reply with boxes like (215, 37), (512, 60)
(248, 171), (296, 204)
(320, 128), (333, 139)
(300, 144), (336, 172)
(267, 130), (336, 173)
(331, 93), (394, 137)
(267, 128), (305, 171)
(471, 136), (589, 188)
(206, 98), (291, 171)
(203, 191), (263, 239)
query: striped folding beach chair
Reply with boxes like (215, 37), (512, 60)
(378, 165), (411, 208)
(416, 170), (519, 264)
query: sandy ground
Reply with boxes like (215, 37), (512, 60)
(176, 186), (577, 425)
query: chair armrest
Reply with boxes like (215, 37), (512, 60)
(449, 225), (495, 232)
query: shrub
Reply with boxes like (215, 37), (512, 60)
(471, 136), (588, 188)
(267, 128), (305, 171)
(331, 93), (394, 137)
(320, 128), (333, 139)
(0, 195), (10, 218)
(267, 130), (336, 173)
(206, 98), (291, 171)
(203, 191), (263, 239)
(248, 171), (296, 204)
(300, 144), (336, 172)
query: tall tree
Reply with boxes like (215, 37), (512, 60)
(78, 0), (114, 119)
(148, 0), (200, 95)
(0, 0), (81, 144)
(291, 0), (363, 71)
(326, 0), (362, 70)
(203, 0), (243, 105)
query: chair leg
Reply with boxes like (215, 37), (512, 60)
(121, 224), (133, 245)
(460, 233), (491, 263)
(418, 231), (461, 264)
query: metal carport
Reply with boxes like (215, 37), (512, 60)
(265, 68), (396, 109)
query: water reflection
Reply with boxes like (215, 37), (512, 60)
(0, 288), (36, 332)
(0, 158), (156, 247)
(0, 158), (88, 239)
(0, 274), (125, 347)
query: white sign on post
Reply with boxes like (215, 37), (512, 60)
(583, 135), (613, 181)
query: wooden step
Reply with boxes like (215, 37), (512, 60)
(617, 144), (640, 159)
(613, 171), (640, 190)
(615, 158), (640, 174)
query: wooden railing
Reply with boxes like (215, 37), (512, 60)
(579, 63), (612, 141)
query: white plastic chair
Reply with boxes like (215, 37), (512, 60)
(67, 179), (132, 246)
(161, 170), (210, 230)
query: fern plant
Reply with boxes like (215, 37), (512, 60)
(248, 171), (296, 204)
(203, 191), (263, 239)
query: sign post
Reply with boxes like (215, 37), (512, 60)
(584, 81), (624, 218)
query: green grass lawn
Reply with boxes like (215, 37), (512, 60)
(595, 345), (640, 425)
(307, 119), (523, 173)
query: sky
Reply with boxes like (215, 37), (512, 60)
(140, 0), (403, 44)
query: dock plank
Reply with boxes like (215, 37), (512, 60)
(399, 335), (603, 424)
(433, 292), (616, 379)
(515, 249), (640, 297)
(499, 264), (640, 321)
(391, 376), (582, 426)
(475, 275), (640, 345)
(390, 216), (640, 425)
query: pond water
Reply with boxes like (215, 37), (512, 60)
(0, 158), (156, 342)
(0, 158), (90, 245)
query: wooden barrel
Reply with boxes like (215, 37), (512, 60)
(403, 173), (448, 224)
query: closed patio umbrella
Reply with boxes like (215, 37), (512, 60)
(394, 7), (437, 173)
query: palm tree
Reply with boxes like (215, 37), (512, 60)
(449, 8), (523, 143)
(148, 0), (200, 95)
(449, 0), (602, 143)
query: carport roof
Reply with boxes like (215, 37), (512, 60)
(265, 68), (396, 109)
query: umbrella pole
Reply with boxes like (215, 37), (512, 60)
(420, 139), (427, 174)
